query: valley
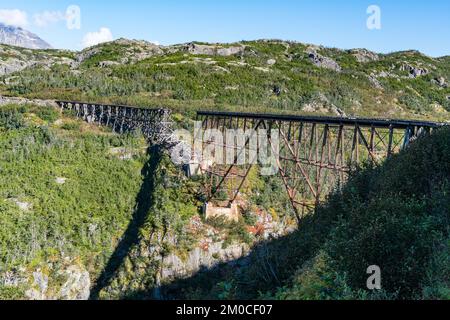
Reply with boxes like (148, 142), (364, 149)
(0, 38), (449, 301)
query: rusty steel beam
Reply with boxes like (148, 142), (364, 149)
(197, 110), (444, 219)
(197, 110), (444, 129)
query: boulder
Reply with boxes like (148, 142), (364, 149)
(98, 60), (120, 68)
(59, 266), (91, 300)
(400, 64), (429, 78)
(307, 51), (341, 72)
(8, 198), (32, 211)
(350, 49), (380, 63)
(431, 76), (448, 88)
(55, 177), (67, 185)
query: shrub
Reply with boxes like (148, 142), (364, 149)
(34, 107), (59, 123)
(0, 105), (25, 130)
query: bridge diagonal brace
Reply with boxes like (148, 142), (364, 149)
(278, 129), (318, 200)
(357, 126), (380, 165)
(207, 119), (264, 203)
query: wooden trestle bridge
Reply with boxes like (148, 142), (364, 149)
(56, 101), (445, 219)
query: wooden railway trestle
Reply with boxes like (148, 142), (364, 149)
(55, 100), (173, 145)
(195, 111), (444, 220)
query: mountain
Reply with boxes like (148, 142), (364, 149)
(0, 39), (449, 301)
(0, 38), (449, 121)
(0, 23), (52, 49)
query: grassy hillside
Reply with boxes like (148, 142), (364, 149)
(164, 126), (450, 300)
(0, 104), (150, 299)
(0, 104), (295, 300)
(1, 39), (449, 121)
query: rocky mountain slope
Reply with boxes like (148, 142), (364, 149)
(0, 23), (52, 50)
(0, 38), (449, 121)
(0, 103), (294, 300)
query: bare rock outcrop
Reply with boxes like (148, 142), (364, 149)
(350, 49), (380, 63)
(24, 265), (90, 300)
(183, 42), (245, 57)
(161, 243), (250, 280)
(431, 76), (448, 88)
(25, 271), (48, 300)
(301, 93), (346, 116)
(368, 73), (384, 89)
(0, 58), (36, 76)
(0, 95), (58, 108)
(59, 266), (91, 300)
(71, 47), (101, 68)
(400, 63), (429, 78)
(307, 49), (341, 72)
(98, 60), (120, 68)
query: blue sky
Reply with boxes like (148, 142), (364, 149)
(0, 0), (449, 56)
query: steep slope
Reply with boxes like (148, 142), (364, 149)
(0, 104), (148, 299)
(0, 23), (52, 49)
(0, 43), (74, 77)
(164, 126), (450, 300)
(0, 103), (295, 300)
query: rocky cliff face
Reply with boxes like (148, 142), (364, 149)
(0, 23), (52, 50)
(0, 44), (73, 77)
(0, 261), (91, 300)
(98, 210), (295, 300)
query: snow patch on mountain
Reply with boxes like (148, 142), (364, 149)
(0, 23), (52, 49)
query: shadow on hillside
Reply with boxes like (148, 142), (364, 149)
(89, 146), (162, 300)
(124, 207), (338, 300)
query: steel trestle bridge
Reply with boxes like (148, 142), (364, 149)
(56, 101), (445, 219)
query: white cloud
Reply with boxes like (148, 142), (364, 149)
(33, 6), (81, 30)
(0, 9), (28, 28)
(82, 27), (113, 48)
(34, 11), (65, 27)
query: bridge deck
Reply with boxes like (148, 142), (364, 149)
(56, 100), (445, 129)
(197, 111), (445, 129)
(55, 100), (167, 112)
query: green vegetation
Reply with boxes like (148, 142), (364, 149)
(0, 104), (292, 300)
(1, 40), (449, 121)
(0, 104), (148, 298)
(167, 127), (450, 300)
(0, 39), (449, 300)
